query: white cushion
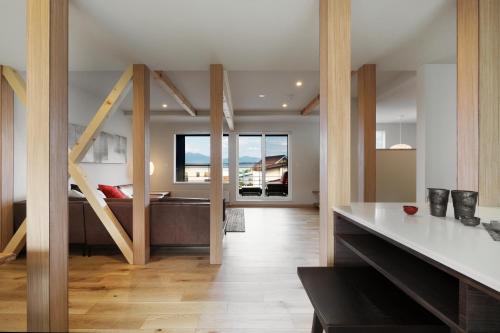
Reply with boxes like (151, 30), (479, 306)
(69, 189), (85, 198)
(119, 187), (133, 198)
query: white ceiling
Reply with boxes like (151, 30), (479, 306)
(375, 72), (417, 123)
(0, 0), (456, 123)
(70, 71), (320, 113)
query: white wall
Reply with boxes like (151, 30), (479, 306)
(150, 118), (320, 206)
(14, 78), (132, 200)
(416, 64), (457, 202)
(376, 123), (416, 149)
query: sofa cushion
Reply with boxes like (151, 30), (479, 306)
(98, 184), (127, 199)
(150, 201), (210, 246)
(13, 200), (86, 244)
(83, 201), (133, 246)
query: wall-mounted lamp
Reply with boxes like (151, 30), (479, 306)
(150, 161), (155, 176)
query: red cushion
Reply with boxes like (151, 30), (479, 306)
(98, 184), (127, 199)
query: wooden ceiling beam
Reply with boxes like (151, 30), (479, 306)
(300, 94), (320, 115)
(222, 70), (234, 131)
(152, 70), (197, 116)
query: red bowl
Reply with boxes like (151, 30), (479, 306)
(403, 205), (418, 215)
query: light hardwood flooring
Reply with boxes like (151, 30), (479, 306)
(0, 208), (319, 332)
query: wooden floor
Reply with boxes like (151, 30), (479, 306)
(0, 207), (319, 332)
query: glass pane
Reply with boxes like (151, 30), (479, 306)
(376, 130), (386, 149)
(238, 135), (263, 196)
(183, 135), (211, 182)
(175, 134), (229, 183)
(223, 135), (229, 183)
(264, 135), (288, 197)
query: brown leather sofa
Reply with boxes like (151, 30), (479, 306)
(13, 197), (225, 251)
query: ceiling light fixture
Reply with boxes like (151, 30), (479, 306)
(390, 115), (412, 150)
(259, 94), (265, 98)
(162, 104), (168, 108)
(282, 103), (288, 108)
(296, 81), (303, 87)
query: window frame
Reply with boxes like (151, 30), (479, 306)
(235, 132), (292, 202)
(376, 130), (387, 149)
(173, 133), (230, 185)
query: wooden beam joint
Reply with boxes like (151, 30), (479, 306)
(152, 70), (197, 116)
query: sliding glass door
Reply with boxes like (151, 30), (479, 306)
(238, 134), (289, 199)
(238, 135), (263, 196)
(264, 135), (288, 197)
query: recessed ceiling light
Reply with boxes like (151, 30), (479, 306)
(162, 104), (168, 108)
(259, 94), (266, 98)
(296, 81), (303, 87)
(282, 103), (288, 108)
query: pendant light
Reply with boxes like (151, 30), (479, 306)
(390, 115), (412, 149)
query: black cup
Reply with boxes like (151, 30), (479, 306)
(427, 188), (450, 217)
(451, 190), (478, 220)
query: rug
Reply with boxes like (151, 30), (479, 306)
(225, 208), (245, 232)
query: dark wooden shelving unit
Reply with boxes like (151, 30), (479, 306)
(336, 233), (460, 331)
(333, 212), (500, 333)
(298, 266), (448, 332)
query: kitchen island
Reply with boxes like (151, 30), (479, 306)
(333, 203), (500, 332)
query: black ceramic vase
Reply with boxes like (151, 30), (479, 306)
(427, 188), (450, 217)
(451, 190), (478, 220)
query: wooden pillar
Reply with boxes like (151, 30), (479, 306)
(0, 67), (14, 250)
(479, 0), (500, 206)
(26, 0), (68, 331)
(457, 0), (479, 192)
(210, 64), (224, 265)
(133, 64), (150, 265)
(319, 0), (351, 266)
(357, 64), (376, 202)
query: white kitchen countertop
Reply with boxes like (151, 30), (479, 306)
(334, 203), (500, 293)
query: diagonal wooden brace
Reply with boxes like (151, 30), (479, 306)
(70, 65), (133, 163)
(3, 219), (25, 256)
(2, 66), (26, 106)
(2, 66), (134, 263)
(69, 161), (133, 264)
(1, 66), (26, 257)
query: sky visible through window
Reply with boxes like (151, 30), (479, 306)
(265, 135), (288, 157)
(239, 135), (288, 159)
(184, 135), (229, 166)
(182, 135), (287, 165)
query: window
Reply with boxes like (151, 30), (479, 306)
(238, 134), (289, 198)
(376, 130), (386, 149)
(175, 134), (229, 183)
